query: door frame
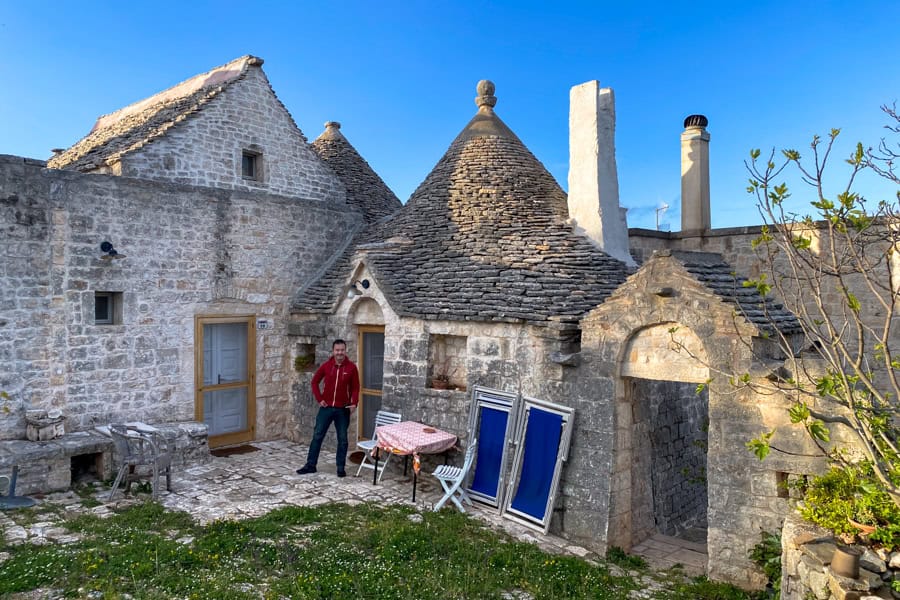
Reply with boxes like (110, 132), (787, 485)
(194, 314), (257, 448)
(356, 325), (385, 441)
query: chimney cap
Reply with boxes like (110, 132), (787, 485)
(683, 114), (708, 129)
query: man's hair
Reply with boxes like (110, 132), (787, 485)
(332, 339), (346, 349)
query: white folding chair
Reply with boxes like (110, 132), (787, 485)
(355, 410), (402, 480)
(432, 439), (477, 512)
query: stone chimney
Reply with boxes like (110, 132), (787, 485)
(680, 114), (711, 231)
(567, 81), (634, 266)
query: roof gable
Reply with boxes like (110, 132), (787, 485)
(48, 55), (265, 171)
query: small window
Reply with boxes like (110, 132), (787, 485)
(94, 292), (123, 325)
(241, 150), (261, 181)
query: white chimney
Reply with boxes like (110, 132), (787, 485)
(568, 81), (634, 266)
(680, 115), (711, 231)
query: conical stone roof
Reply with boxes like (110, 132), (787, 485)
(311, 121), (402, 223)
(294, 80), (631, 324)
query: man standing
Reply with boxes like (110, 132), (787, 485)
(296, 339), (360, 477)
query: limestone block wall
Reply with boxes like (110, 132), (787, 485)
(0, 155), (356, 440)
(114, 66), (348, 204)
(781, 513), (897, 600)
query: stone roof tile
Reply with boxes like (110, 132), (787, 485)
(669, 251), (803, 335)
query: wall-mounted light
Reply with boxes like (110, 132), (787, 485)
(99, 241), (126, 261)
(347, 278), (370, 298)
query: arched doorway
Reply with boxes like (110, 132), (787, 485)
(609, 322), (710, 553)
(349, 298), (385, 441)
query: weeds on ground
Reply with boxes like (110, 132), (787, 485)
(0, 501), (761, 599)
(605, 545), (648, 569)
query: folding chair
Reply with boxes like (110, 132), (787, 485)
(108, 424), (173, 500)
(432, 438), (477, 512)
(355, 410), (402, 480)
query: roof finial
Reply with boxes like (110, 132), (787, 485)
(475, 80), (497, 111)
(325, 121), (341, 130)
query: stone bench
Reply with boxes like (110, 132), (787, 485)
(0, 422), (210, 495)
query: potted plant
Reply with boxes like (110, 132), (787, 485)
(431, 359), (454, 390)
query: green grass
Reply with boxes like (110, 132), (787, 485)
(0, 501), (762, 599)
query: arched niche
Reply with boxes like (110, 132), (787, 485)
(349, 297), (384, 326)
(621, 322), (708, 382)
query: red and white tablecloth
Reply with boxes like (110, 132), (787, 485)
(374, 421), (457, 473)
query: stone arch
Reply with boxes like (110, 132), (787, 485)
(610, 321), (711, 553)
(348, 297), (384, 326)
(621, 322), (708, 382)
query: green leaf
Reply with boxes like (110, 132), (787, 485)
(792, 236), (811, 250)
(789, 402), (811, 423)
(807, 420), (830, 443)
(846, 292), (861, 313)
(747, 431), (774, 461)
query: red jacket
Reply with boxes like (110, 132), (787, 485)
(311, 357), (360, 408)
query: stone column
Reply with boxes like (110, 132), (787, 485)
(680, 115), (711, 231)
(568, 81), (635, 266)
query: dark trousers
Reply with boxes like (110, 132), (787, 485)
(305, 406), (350, 469)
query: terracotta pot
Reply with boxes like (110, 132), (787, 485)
(848, 518), (877, 536)
(831, 545), (861, 579)
(431, 379), (450, 390)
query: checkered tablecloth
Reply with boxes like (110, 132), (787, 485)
(374, 421), (457, 473)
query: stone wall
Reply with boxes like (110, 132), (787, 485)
(0, 155), (357, 440)
(781, 512), (897, 600)
(113, 66), (348, 205)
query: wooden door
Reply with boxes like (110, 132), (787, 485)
(195, 316), (256, 447)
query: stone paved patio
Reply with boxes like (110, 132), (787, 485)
(0, 439), (708, 590)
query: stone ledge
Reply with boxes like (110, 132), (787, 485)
(0, 430), (113, 469)
(0, 422), (210, 495)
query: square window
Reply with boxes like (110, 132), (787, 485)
(241, 150), (262, 181)
(94, 292), (123, 325)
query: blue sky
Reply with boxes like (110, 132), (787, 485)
(1, 1), (898, 230)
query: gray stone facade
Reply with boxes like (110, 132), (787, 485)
(0, 155), (358, 441)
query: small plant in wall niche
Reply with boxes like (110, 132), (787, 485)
(294, 354), (315, 372)
(294, 344), (316, 373)
(431, 359), (457, 390)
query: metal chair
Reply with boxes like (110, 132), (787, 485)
(108, 424), (173, 500)
(432, 438), (477, 512)
(355, 410), (402, 481)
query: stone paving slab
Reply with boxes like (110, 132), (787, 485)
(0, 440), (594, 562)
